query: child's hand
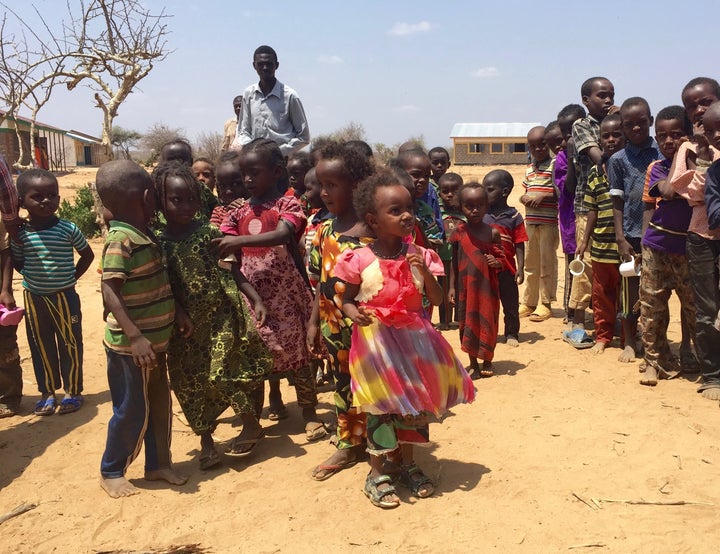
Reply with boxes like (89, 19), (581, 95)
(4, 219), (25, 245)
(228, 198), (247, 210)
(130, 336), (158, 371)
(406, 252), (428, 273)
(515, 268), (525, 285)
(306, 322), (321, 356)
(607, 105), (621, 116)
(0, 290), (16, 309)
(448, 288), (456, 306)
(617, 238), (635, 262)
(175, 309), (194, 338)
(352, 306), (374, 326)
(253, 299), (267, 327)
(211, 236), (244, 258)
(484, 254), (502, 269)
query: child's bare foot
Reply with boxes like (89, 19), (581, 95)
(311, 447), (359, 481)
(506, 335), (519, 347)
(618, 345), (636, 363)
(144, 467), (188, 485)
(590, 341), (607, 354)
(699, 385), (720, 401)
(100, 476), (138, 498)
(639, 364), (658, 386)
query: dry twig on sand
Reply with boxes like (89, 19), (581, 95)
(0, 502), (37, 526)
(568, 543), (606, 549)
(572, 492), (598, 511)
(594, 498), (713, 506)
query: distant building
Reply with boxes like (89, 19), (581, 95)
(450, 123), (541, 165)
(0, 111), (109, 170)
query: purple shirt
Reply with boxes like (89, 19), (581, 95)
(642, 158), (692, 254)
(554, 150), (576, 254)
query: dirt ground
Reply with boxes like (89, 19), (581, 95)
(1, 165), (719, 553)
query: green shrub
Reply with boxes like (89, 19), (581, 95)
(58, 184), (100, 238)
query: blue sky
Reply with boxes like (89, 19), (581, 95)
(7, 0), (718, 149)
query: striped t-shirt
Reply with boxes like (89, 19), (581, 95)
(583, 165), (619, 264)
(11, 218), (88, 295)
(101, 221), (175, 354)
(523, 158), (558, 225)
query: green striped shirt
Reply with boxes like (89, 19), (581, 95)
(583, 165), (619, 264)
(102, 221), (175, 354)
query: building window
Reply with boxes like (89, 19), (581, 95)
(491, 143), (503, 154)
(470, 143), (486, 153)
(509, 143), (527, 153)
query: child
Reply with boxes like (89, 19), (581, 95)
(428, 146), (451, 188)
(191, 157), (216, 193)
(11, 169), (94, 416)
(568, 78), (618, 334)
(638, 106), (698, 385)
(519, 126), (559, 322)
(154, 162), (273, 468)
(0, 218), (22, 418)
(333, 167), (475, 508)
(437, 172), (465, 330)
(669, 79), (720, 400)
(211, 151), (247, 228)
(159, 139), (218, 219)
(574, 114), (625, 353)
(287, 150), (313, 201)
(97, 160), (189, 498)
(306, 142), (375, 481)
(303, 167), (331, 288)
(212, 138), (326, 441)
(608, 97), (661, 363)
(449, 183), (505, 378)
(396, 150), (444, 249)
(483, 169), (528, 347)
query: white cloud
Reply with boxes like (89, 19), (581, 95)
(318, 55), (343, 65)
(388, 21), (432, 36)
(470, 66), (499, 78)
(393, 104), (420, 113)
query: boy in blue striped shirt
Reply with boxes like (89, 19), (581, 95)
(10, 169), (94, 416)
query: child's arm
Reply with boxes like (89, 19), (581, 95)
(483, 228), (504, 270)
(231, 264), (267, 326)
(306, 284), (323, 356)
(74, 244), (95, 281)
(212, 220), (295, 258)
(576, 210), (598, 258)
(564, 140), (579, 197)
(341, 283), (373, 326)
(0, 247), (16, 309)
(448, 242), (458, 306)
(406, 251), (443, 306)
(102, 278), (159, 370)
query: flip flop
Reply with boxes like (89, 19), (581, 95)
(562, 328), (595, 350)
(57, 395), (83, 415)
(267, 405), (288, 421)
(34, 395), (57, 416)
(0, 404), (17, 419)
(311, 459), (358, 481)
(680, 350), (701, 374)
(225, 429), (266, 458)
(305, 421), (328, 442)
(199, 449), (222, 470)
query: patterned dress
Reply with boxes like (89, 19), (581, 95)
(450, 224), (506, 361)
(309, 219), (373, 448)
(160, 223), (272, 435)
(334, 243), (475, 417)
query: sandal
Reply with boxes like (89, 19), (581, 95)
(225, 429), (265, 458)
(363, 473), (400, 509)
(305, 421), (328, 441)
(0, 404), (17, 419)
(680, 350), (701, 374)
(199, 449), (222, 470)
(57, 395), (83, 415)
(267, 404), (288, 421)
(34, 395), (57, 416)
(398, 463), (434, 498)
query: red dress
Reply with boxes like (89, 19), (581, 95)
(450, 224), (506, 361)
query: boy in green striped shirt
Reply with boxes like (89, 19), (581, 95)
(97, 160), (192, 498)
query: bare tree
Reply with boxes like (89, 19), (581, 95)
(313, 121), (367, 145)
(141, 122), (184, 163)
(0, 0), (171, 164)
(111, 126), (142, 159)
(195, 131), (223, 162)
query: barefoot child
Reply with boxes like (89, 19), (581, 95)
(212, 138), (325, 441)
(449, 183), (506, 378)
(11, 169), (95, 416)
(306, 142), (374, 481)
(437, 172), (466, 330)
(154, 162), (273, 469)
(334, 168), (475, 508)
(97, 160), (190, 498)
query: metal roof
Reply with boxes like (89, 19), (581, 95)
(450, 123), (541, 138)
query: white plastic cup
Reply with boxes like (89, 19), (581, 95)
(569, 256), (585, 277)
(619, 256), (640, 277)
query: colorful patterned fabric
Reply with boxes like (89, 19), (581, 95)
(450, 224), (505, 361)
(365, 413), (429, 455)
(484, 207), (528, 274)
(583, 165), (619, 264)
(334, 244), (475, 417)
(160, 223), (272, 434)
(523, 158), (558, 225)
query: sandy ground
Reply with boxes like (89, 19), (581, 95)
(1, 166), (719, 553)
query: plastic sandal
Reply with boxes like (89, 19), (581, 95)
(34, 395), (57, 416)
(363, 473), (400, 509)
(398, 463), (435, 498)
(57, 395), (84, 415)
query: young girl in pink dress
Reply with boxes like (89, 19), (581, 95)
(211, 138), (326, 442)
(334, 168), (475, 509)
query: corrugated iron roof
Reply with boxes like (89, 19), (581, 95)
(450, 123), (541, 138)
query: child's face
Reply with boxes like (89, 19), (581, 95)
(239, 151), (279, 198)
(544, 127), (565, 155)
(253, 53), (278, 82)
(192, 161), (216, 191)
(527, 128), (549, 162)
(655, 119), (687, 160)
(583, 79), (615, 119)
(402, 155), (431, 198)
(438, 178), (461, 209)
(303, 169), (324, 210)
(287, 158), (308, 194)
(703, 107), (720, 151)
(368, 184), (415, 238)
(163, 176), (200, 226)
(429, 151), (450, 181)
(316, 158), (355, 216)
(558, 115), (579, 142)
(682, 83), (719, 130)
(160, 143), (192, 166)
(22, 177), (59, 220)
(600, 120), (625, 156)
(482, 178), (507, 209)
(216, 162), (248, 204)
(621, 104), (653, 146)
(459, 187), (489, 225)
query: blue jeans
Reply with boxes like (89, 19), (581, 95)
(100, 348), (172, 478)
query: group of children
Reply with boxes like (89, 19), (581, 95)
(2, 73), (720, 508)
